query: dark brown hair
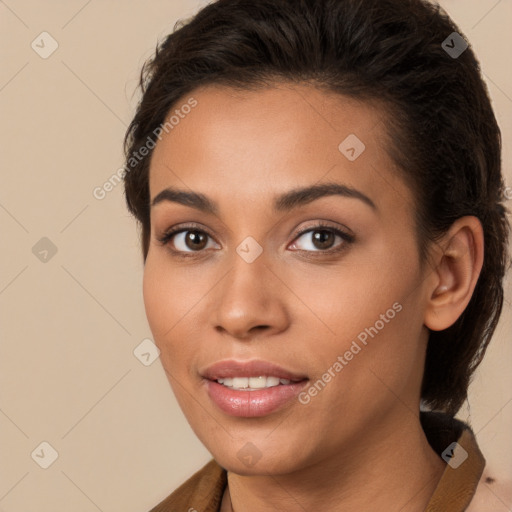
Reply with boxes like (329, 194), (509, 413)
(123, 0), (511, 415)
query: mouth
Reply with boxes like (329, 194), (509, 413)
(201, 359), (309, 417)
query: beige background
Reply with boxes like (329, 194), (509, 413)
(0, 1), (510, 510)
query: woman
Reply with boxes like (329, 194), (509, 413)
(122, 0), (510, 510)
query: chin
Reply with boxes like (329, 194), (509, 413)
(211, 444), (306, 476)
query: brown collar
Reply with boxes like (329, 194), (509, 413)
(421, 411), (485, 511)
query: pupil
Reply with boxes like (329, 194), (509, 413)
(313, 230), (333, 249)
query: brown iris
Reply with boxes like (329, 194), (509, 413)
(185, 230), (208, 251)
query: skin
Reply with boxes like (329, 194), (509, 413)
(143, 82), (484, 511)
(467, 469), (512, 512)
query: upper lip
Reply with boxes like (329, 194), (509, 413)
(201, 359), (308, 382)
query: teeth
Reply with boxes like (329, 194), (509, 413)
(216, 376), (293, 390)
(249, 376), (267, 389)
(233, 377), (249, 389)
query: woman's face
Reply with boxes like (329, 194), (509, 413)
(144, 83), (434, 474)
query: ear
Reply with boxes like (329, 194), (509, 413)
(424, 216), (484, 331)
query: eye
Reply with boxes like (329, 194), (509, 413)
(157, 221), (354, 257)
(289, 224), (354, 253)
(157, 223), (219, 254)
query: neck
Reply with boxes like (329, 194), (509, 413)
(222, 412), (446, 512)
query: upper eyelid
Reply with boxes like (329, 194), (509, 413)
(161, 220), (350, 237)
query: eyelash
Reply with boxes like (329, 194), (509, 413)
(156, 222), (355, 258)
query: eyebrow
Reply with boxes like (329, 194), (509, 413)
(150, 181), (377, 214)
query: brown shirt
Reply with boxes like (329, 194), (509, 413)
(149, 412), (485, 512)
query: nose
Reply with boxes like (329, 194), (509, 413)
(211, 254), (290, 340)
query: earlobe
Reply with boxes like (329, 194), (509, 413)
(424, 216), (484, 332)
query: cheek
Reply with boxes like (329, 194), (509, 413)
(326, 297), (424, 410)
(295, 307), (423, 446)
(288, 246), (424, 397)
(142, 258), (168, 338)
(142, 253), (197, 338)
(287, 253), (414, 345)
(141, 254), (191, 360)
(142, 254), (208, 376)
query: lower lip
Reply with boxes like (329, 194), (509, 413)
(205, 379), (309, 417)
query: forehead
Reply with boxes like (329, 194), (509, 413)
(148, 82), (411, 214)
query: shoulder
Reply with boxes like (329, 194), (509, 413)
(149, 459), (227, 512)
(466, 468), (512, 512)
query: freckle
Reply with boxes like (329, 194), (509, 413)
(485, 476), (495, 484)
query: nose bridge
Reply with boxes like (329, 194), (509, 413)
(211, 243), (288, 338)
(234, 244), (269, 291)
